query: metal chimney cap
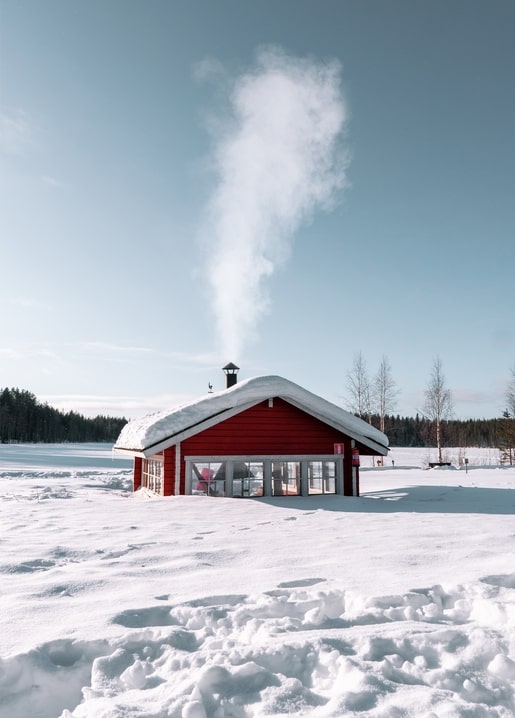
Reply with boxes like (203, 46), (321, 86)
(223, 362), (240, 389)
(222, 362), (240, 373)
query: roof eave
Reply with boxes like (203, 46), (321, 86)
(113, 447), (147, 459)
(281, 396), (388, 455)
(131, 398), (263, 456)
(119, 393), (388, 457)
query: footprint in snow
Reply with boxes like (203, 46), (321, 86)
(278, 578), (326, 588)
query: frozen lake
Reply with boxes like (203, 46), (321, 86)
(0, 442), (132, 471)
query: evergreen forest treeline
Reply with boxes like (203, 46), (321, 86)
(374, 414), (499, 448)
(0, 386), (506, 447)
(0, 387), (128, 443)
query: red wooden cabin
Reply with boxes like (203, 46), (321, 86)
(114, 370), (388, 498)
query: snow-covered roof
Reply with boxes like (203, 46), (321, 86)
(114, 375), (389, 456)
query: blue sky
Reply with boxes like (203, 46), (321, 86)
(1, 0), (514, 421)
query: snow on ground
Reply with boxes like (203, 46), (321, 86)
(1, 444), (515, 718)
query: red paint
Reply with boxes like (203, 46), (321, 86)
(163, 446), (176, 495)
(137, 398), (372, 497)
(343, 438), (353, 496)
(182, 398), (347, 456)
(134, 457), (142, 491)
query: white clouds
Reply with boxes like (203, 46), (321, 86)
(40, 392), (194, 418)
(79, 341), (155, 355)
(0, 346), (60, 362)
(7, 296), (51, 310)
(0, 110), (67, 188)
(77, 342), (223, 368)
(0, 109), (33, 155)
(452, 386), (505, 416)
(201, 47), (348, 360)
(0, 348), (25, 361)
(41, 175), (65, 189)
(0, 340), (223, 381)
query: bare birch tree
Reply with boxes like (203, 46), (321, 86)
(498, 365), (515, 465)
(373, 355), (399, 433)
(424, 356), (454, 462)
(506, 365), (515, 416)
(346, 351), (371, 420)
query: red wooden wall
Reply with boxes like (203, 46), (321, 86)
(181, 398), (349, 456)
(152, 398), (364, 496)
(134, 456), (142, 491)
(163, 446), (176, 495)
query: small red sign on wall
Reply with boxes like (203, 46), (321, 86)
(334, 443), (345, 455)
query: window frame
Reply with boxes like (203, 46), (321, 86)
(142, 455), (164, 495)
(307, 459), (337, 495)
(185, 455), (344, 497)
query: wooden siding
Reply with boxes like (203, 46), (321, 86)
(343, 438), (354, 496)
(181, 398), (350, 456)
(142, 399), (363, 497)
(134, 456), (142, 491)
(163, 446), (176, 495)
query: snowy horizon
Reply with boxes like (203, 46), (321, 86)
(1, 443), (515, 717)
(32, 381), (515, 423)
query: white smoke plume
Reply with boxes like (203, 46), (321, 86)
(202, 47), (348, 359)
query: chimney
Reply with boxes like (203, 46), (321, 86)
(222, 362), (240, 389)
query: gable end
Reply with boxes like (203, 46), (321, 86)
(182, 397), (356, 456)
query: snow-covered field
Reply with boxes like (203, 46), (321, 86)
(1, 443), (515, 718)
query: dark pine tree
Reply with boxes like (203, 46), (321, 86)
(0, 388), (127, 443)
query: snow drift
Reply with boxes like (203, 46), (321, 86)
(1, 445), (514, 717)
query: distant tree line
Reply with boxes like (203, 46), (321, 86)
(371, 414), (499, 449)
(345, 354), (515, 462)
(498, 366), (515, 464)
(0, 387), (128, 443)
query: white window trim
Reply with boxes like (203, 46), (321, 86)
(142, 455), (164, 495)
(185, 455), (345, 497)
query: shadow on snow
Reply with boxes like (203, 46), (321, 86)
(256, 485), (515, 515)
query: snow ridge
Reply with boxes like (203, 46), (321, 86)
(2, 445), (515, 718)
(3, 579), (515, 717)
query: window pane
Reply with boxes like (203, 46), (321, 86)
(272, 461), (300, 496)
(323, 461), (336, 494)
(308, 461), (335, 494)
(142, 457), (163, 494)
(308, 461), (322, 494)
(193, 462), (225, 496)
(233, 461), (264, 497)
